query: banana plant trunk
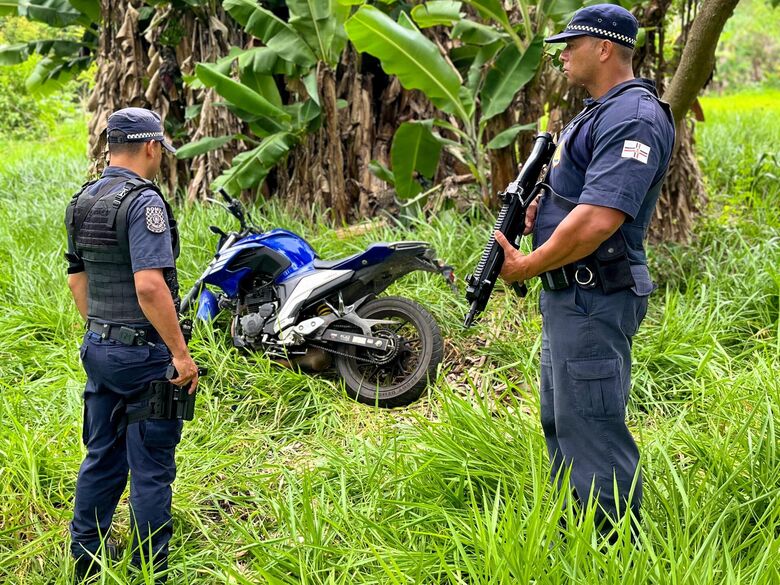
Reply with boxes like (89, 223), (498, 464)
(277, 49), (435, 223)
(86, 0), (246, 200)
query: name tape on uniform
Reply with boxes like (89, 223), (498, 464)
(621, 140), (650, 164)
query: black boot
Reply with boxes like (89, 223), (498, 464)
(74, 543), (120, 583)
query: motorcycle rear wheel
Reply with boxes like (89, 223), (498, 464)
(335, 296), (443, 408)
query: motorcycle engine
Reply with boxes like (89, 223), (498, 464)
(237, 286), (277, 344)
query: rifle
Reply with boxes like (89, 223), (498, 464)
(463, 132), (556, 328)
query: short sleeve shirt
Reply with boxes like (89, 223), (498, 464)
(65, 166), (175, 273)
(536, 78), (675, 264)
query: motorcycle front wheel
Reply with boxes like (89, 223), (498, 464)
(334, 296), (443, 408)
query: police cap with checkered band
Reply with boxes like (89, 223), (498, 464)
(107, 107), (177, 154)
(545, 3), (638, 49)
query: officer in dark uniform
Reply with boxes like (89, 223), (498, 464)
(65, 107), (198, 580)
(494, 4), (675, 531)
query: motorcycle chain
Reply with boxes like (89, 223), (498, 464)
(309, 338), (399, 365)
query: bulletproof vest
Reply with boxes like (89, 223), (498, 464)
(66, 176), (180, 325)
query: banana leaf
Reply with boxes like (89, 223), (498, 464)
(391, 121), (442, 198)
(480, 35), (543, 121)
(212, 132), (298, 194)
(223, 0), (317, 68)
(346, 5), (468, 121)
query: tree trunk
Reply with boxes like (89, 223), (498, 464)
(86, 0), (246, 200)
(277, 49), (434, 223)
(650, 119), (706, 242)
(663, 0), (741, 125)
(486, 109), (518, 205)
(322, 66), (348, 224)
(636, 0), (739, 243)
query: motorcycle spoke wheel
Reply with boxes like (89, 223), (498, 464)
(335, 296), (443, 408)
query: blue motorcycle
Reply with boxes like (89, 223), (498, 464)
(180, 190), (455, 407)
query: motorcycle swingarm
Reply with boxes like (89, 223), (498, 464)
(320, 329), (390, 351)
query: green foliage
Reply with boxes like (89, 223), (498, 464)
(480, 34), (543, 121)
(0, 16), (87, 140)
(195, 61), (291, 130)
(390, 121), (442, 198)
(713, 0), (780, 90)
(191, 0), (598, 201)
(223, 0), (317, 68)
(346, 5), (471, 120)
(0, 0), (96, 94)
(410, 0), (463, 28)
(184, 0), (355, 195)
(1, 90), (779, 583)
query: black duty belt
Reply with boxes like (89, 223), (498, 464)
(540, 260), (598, 292)
(536, 183), (634, 294)
(87, 320), (157, 346)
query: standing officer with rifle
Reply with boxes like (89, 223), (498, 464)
(65, 107), (198, 581)
(495, 5), (675, 532)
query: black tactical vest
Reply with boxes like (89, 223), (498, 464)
(66, 176), (180, 325)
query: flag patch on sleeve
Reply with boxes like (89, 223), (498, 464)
(621, 140), (650, 164)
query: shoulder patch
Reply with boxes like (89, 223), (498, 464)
(145, 206), (167, 233)
(621, 140), (650, 164)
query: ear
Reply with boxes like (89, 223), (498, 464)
(144, 141), (157, 158)
(599, 39), (614, 62)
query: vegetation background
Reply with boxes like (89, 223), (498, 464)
(0, 1), (779, 583)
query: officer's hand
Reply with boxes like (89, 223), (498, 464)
(171, 353), (199, 394)
(494, 230), (529, 284)
(524, 199), (539, 235)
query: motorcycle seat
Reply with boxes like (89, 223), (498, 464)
(312, 242), (429, 270)
(312, 252), (365, 269)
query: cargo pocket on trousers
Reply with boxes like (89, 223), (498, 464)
(566, 358), (624, 419)
(140, 418), (183, 449)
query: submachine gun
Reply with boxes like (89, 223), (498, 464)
(463, 132), (556, 328)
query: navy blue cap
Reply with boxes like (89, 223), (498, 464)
(107, 107), (176, 153)
(545, 3), (638, 49)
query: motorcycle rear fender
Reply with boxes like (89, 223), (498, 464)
(345, 249), (456, 299)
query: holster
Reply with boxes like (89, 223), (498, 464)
(591, 229), (635, 294)
(147, 379), (197, 421)
(125, 378), (197, 425)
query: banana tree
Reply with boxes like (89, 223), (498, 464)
(344, 1), (574, 204)
(177, 0), (356, 218)
(0, 0), (99, 91)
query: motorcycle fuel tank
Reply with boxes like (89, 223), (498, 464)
(203, 229), (317, 296)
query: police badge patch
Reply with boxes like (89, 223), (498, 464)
(145, 206), (167, 233)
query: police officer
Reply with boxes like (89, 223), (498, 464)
(494, 5), (675, 532)
(65, 107), (198, 580)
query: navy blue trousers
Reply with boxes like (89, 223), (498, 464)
(539, 281), (649, 525)
(70, 331), (181, 567)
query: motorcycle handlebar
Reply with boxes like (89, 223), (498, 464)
(218, 188), (232, 204)
(214, 188), (262, 234)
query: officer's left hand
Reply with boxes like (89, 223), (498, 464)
(171, 353), (199, 394)
(494, 230), (531, 284)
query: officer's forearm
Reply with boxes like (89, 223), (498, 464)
(135, 271), (189, 358)
(526, 204), (625, 276)
(68, 272), (88, 320)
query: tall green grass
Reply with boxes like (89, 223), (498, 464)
(0, 92), (778, 584)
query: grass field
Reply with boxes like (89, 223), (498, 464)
(0, 92), (778, 584)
